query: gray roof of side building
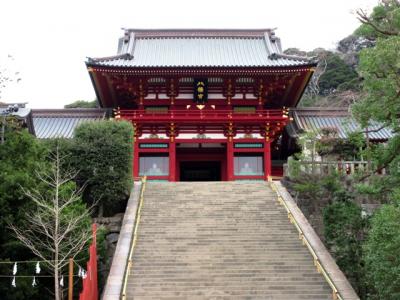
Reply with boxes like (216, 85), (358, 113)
(32, 109), (107, 139)
(87, 29), (316, 68)
(286, 107), (393, 141)
(0, 103), (35, 135)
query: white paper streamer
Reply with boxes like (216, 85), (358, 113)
(35, 262), (41, 274)
(79, 267), (87, 279)
(12, 262), (17, 275)
(32, 277), (37, 287)
(60, 276), (64, 287)
(11, 277), (16, 287)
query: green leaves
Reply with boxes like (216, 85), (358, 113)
(323, 197), (368, 296)
(72, 120), (134, 216)
(64, 100), (98, 108)
(319, 53), (359, 94)
(353, 0), (400, 133)
(0, 129), (49, 299)
(355, 1), (400, 38)
(364, 203), (400, 300)
(354, 36), (400, 130)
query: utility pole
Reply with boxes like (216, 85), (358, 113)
(68, 258), (73, 300)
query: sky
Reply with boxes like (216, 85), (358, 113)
(0, 0), (377, 108)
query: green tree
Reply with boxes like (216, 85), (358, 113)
(350, 2), (400, 298)
(323, 196), (367, 297)
(72, 120), (133, 216)
(363, 202), (400, 300)
(318, 53), (359, 95)
(64, 100), (98, 108)
(353, 35), (400, 130)
(0, 128), (48, 299)
(9, 147), (93, 300)
(355, 0), (400, 39)
(352, 0), (400, 192)
(0, 129), (47, 256)
(353, 0), (400, 131)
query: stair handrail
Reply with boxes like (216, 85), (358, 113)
(270, 181), (344, 300)
(120, 176), (147, 300)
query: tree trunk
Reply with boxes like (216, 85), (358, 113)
(54, 265), (59, 300)
(55, 151), (60, 300)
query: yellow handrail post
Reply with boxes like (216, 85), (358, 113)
(121, 176), (147, 300)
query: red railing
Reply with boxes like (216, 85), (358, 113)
(79, 224), (98, 300)
(118, 109), (288, 123)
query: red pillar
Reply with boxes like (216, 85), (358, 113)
(169, 139), (176, 181)
(133, 139), (139, 178)
(264, 140), (271, 181)
(227, 138), (234, 181)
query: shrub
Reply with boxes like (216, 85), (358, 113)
(73, 120), (133, 216)
(323, 198), (367, 295)
(364, 203), (400, 300)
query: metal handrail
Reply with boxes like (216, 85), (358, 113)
(270, 182), (343, 300)
(120, 176), (147, 300)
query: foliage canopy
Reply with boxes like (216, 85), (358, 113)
(72, 120), (133, 216)
(64, 100), (98, 108)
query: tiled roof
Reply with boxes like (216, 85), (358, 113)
(32, 109), (107, 139)
(87, 29), (315, 68)
(286, 108), (393, 141)
(0, 103), (35, 135)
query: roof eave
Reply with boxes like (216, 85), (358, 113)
(85, 62), (317, 70)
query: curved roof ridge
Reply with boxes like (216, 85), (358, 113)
(86, 28), (317, 68)
(122, 28), (274, 38)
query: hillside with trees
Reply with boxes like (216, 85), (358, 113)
(285, 1), (400, 299)
(64, 100), (98, 108)
(285, 29), (375, 108)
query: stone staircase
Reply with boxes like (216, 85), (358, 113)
(126, 181), (333, 299)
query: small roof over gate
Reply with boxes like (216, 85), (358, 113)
(87, 29), (314, 68)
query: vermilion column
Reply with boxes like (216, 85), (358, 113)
(227, 139), (234, 181)
(264, 141), (271, 181)
(133, 139), (139, 178)
(169, 139), (176, 181)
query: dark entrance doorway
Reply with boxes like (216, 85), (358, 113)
(180, 161), (221, 181)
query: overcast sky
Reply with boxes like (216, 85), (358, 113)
(0, 0), (376, 108)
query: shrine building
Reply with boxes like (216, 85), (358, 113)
(85, 29), (317, 181)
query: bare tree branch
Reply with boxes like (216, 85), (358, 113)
(8, 145), (92, 300)
(356, 8), (399, 37)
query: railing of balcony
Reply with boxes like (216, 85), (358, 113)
(284, 159), (387, 177)
(118, 109), (288, 121)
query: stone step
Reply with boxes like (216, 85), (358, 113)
(128, 291), (332, 299)
(125, 182), (332, 299)
(128, 274), (327, 281)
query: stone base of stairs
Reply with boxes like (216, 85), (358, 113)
(125, 182), (337, 299)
